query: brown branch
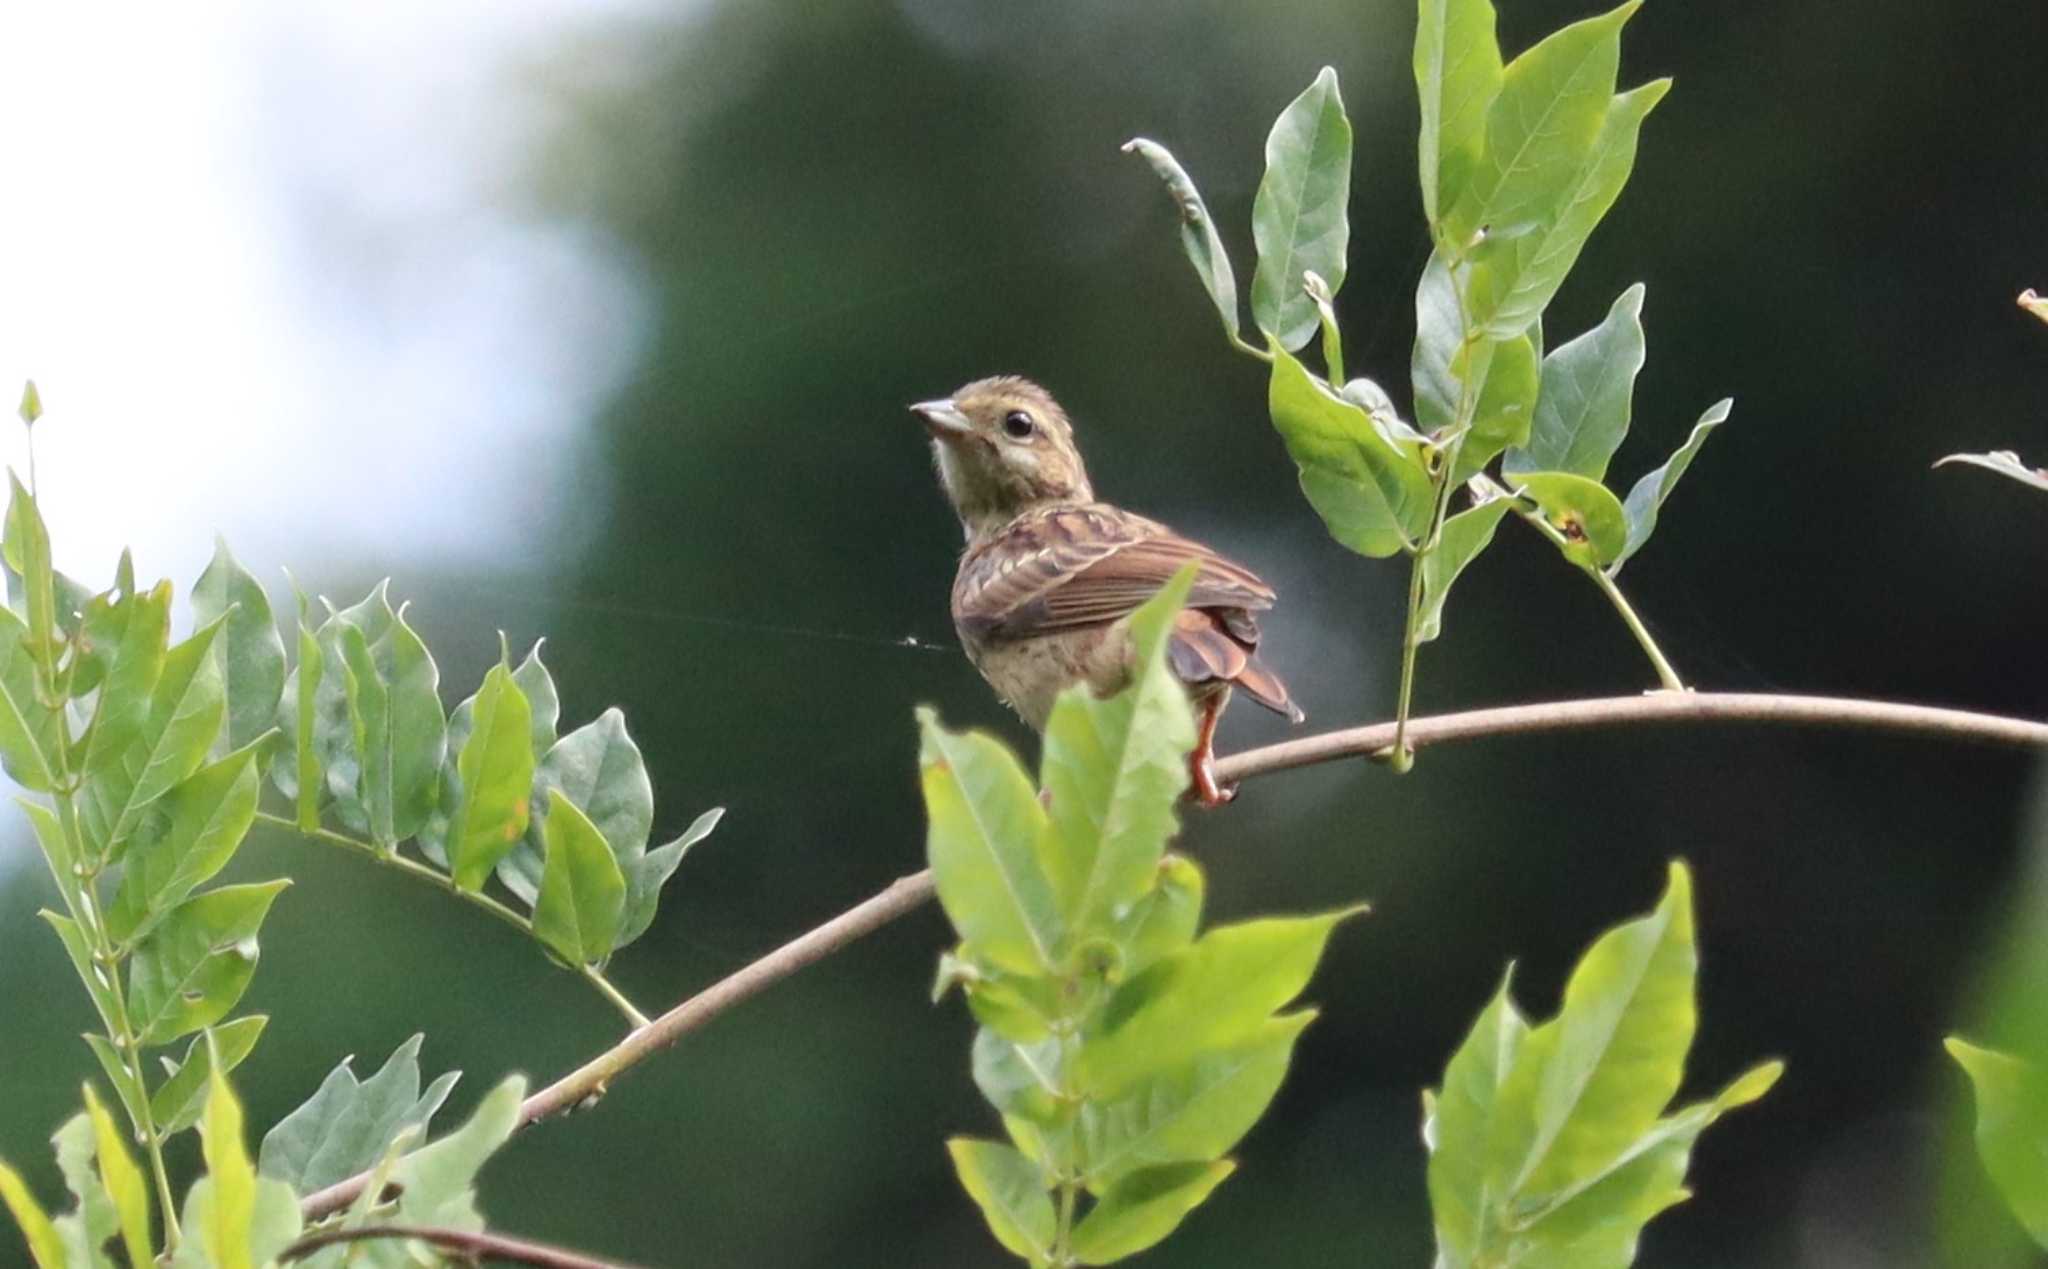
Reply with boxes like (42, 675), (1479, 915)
(281, 1223), (637, 1269)
(301, 691), (2048, 1222)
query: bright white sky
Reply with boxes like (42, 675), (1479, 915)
(0, 0), (663, 600)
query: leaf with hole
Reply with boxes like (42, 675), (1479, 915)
(1512, 471), (1629, 568)
(127, 881), (289, 1046)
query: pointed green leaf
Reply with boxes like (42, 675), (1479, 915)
(1416, 0), (1503, 227)
(198, 1055), (257, 1269)
(190, 540), (285, 752)
(1615, 398), (1732, 572)
(1115, 853), (1205, 976)
(106, 743), (262, 944)
(1080, 908), (1361, 1097)
(1071, 1159), (1234, 1265)
(947, 1138), (1055, 1264)
(1040, 568), (1197, 949)
(283, 610), (324, 829)
(337, 624), (390, 842)
(1465, 79), (1670, 338)
(972, 1029), (1066, 1129)
(151, 1016), (268, 1136)
(0, 1160), (67, 1269)
(301, 582), (394, 834)
(1451, 333), (1540, 484)
(81, 615), (226, 862)
(1414, 250), (1539, 457)
(50, 1112), (116, 1263)
(258, 1033), (460, 1194)
(5, 473), (58, 651)
(1512, 471), (1629, 568)
(1251, 68), (1354, 350)
(1427, 971), (1530, 1265)
(1947, 1039), (2048, 1246)
(532, 791), (628, 965)
(1082, 1011), (1314, 1189)
(0, 606), (62, 791)
(500, 707), (651, 904)
(38, 910), (117, 1030)
(79, 1038), (149, 1144)
(127, 881), (289, 1046)
(1271, 344), (1434, 557)
(1506, 285), (1646, 481)
(79, 580), (169, 779)
(1494, 862), (1696, 1199)
(919, 709), (1062, 976)
(1123, 138), (1242, 343)
(81, 1087), (150, 1267)
(447, 663), (535, 892)
(512, 640), (561, 756)
(383, 608), (445, 841)
(384, 1074), (525, 1230)
(1443, 2), (1636, 251)
(1418, 498), (1513, 643)
(618, 805), (723, 948)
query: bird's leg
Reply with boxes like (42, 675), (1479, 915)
(1189, 694), (1236, 808)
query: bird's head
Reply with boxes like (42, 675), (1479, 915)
(910, 376), (1095, 540)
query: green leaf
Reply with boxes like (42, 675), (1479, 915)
(80, 1038), (149, 1144)
(285, 608), (324, 830)
(1418, 498), (1513, 643)
(258, 1033), (460, 1194)
(1464, 79), (1670, 339)
(1443, 2), (1636, 252)
(299, 582), (393, 834)
(512, 640), (561, 756)
(151, 1016), (268, 1136)
(1512, 471), (1629, 568)
(447, 662), (535, 892)
(383, 608), (444, 841)
(79, 580), (169, 779)
(1935, 448), (2048, 495)
(18, 380), (42, 425)
(336, 625), (390, 842)
(383, 1075), (525, 1231)
(1081, 1011), (1314, 1189)
(1251, 68), (1354, 351)
(1947, 1038), (2048, 1246)
(946, 1138), (1055, 1265)
(81, 615), (226, 863)
(919, 709), (1062, 976)
(1123, 138), (1242, 343)
(1427, 971), (1530, 1265)
(190, 540), (285, 752)
(127, 881), (289, 1046)
(50, 1112), (116, 1265)
(0, 606), (63, 791)
(1270, 344), (1434, 558)
(198, 1054), (258, 1269)
(532, 791), (628, 965)
(1115, 854), (1205, 976)
(81, 1086), (150, 1268)
(1506, 285), (1647, 481)
(972, 1029), (1065, 1127)
(500, 707), (651, 905)
(5, 472), (58, 652)
(39, 909), (117, 1030)
(1451, 333), (1540, 484)
(171, 1177), (299, 1269)
(1615, 398), (1732, 572)
(1415, 0), (1503, 227)
(0, 1159), (67, 1269)
(618, 805), (723, 948)
(1491, 862), (1695, 1200)
(1071, 1160), (1235, 1265)
(1039, 568), (1197, 950)
(106, 743), (263, 945)
(1080, 908), (1360, 1097)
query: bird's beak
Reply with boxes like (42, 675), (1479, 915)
(910, 398), (972, 439)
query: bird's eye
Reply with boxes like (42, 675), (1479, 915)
(1002, 410), (1036, 439)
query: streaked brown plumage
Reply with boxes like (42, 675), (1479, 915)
(911, 376), (1302, 805)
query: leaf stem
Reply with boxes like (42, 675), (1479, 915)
(1583, 565), (1685, 691)
(1053, 1180), (1079, 1267)
(253, 812), (650, 1029)
(301, 690), (2048, 1224)
(280, 1223), (637, 1269)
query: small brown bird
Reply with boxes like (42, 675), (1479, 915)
(911, 376), (1302, 806)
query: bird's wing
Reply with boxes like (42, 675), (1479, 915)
(954, 505), (1276, 641)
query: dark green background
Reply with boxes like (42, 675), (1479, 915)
(5, 0), (2048, 1265)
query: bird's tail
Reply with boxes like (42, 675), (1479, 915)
(1234, 655), (1304, 724)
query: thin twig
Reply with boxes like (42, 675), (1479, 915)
(255, 812), (652, 1029)
(281, 1223), (636, 1269)
(300, 691), (2048, 1222)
